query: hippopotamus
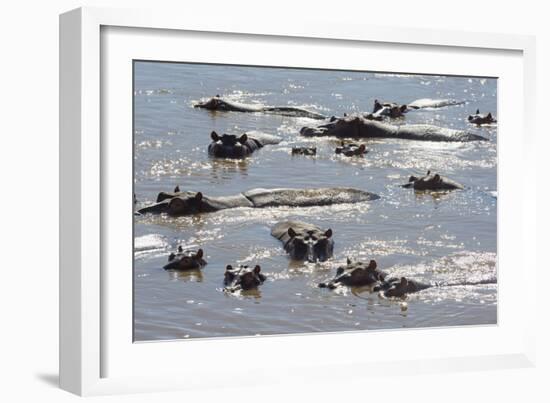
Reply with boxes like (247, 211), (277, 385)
(163, 247), (207, 271)
(223, 264), (266, 292)
(137, 187), (380, 216)
(401, 171), (464, 190)
(194, 96), (326, 119)
(468, 110), (497, 125)
(208, 131), (281, 158)
(318, 259), (386, 289)
(373, 277), (430, 298)
(407, 98), (465, 109)
(271, 221), (334, 262)
(370, 100), (409, 119)
(292, 146), (317, 156)
(335, 141), (368, 156)
(300, 115), (487, 142)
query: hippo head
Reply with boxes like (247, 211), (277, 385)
(286, 226), (333, 262)
(300, 115), (363, 137)
(224, 265), (266, 292)
(319, 259), (382, 289)
(381, 277), (410, 298)
(209, 131), (251, 158)
(166, 192), (205, 216)
(163, 248), (206, 271)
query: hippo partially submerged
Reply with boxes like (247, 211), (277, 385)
(401, 171), (464, 190)
(137, 187), (380, 216)
(407, 98), (465, 109)
(300, 115), (487, 142)
(373, 277), (430, 298)
(194, 96), (326, 119)
(292, 146), (317, 156)
(318, 259), (386, 289)
(224, 264), (266, 292)
(468, 110), (497, 125)
(271, 221), (334, 262)
(163, 247), (207, 271)
(335, 142), (368, 157)
(208, 131), (281, 158)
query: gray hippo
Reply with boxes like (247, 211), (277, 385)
(370, 100), (409, 119)
(335, 141), (368, 157)
(137, 187), (380, 216)
(271, 221), (334, 262)
(300, 115), (488, 142)
(373, 277), (430, 298)
(163, 247), (207, 271)
(407, 98), (465, 109)
(208, 131), (281, 158)
(223, 264), (266, 292)
(292, 146), (317, 156)
(194, 96), (326, 119)
(373, 275), (495, 298)
(318, 259), (385, 289)
(401, 171), (464, 190)
(468, 109), (497, 125)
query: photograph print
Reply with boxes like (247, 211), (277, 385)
(133, 61), (497, 341)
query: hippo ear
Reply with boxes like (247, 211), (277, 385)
(368, 260), (377, 270)
(468, 115), (473, 121)
(288, 227), (297, 238)
(476, 109), (480, 114)
(195, 192), (203, 201)
(487, 113), (493, 119)
(195, 249), (203, 259)
(178, 245), (183, 253)
(336, 267), (344, 275)
(225, 265), (233, 271)
(324, 229), (333, 238)
(409, 175), (418, 183)
(343, 113), (348, 117)
(211, 131), (220, 141)
(433, 174), (441, 181)
(253, 265), (261, 274)
(427, 170), (431, 176)
(174, 185), (180, 193)
(358, 144), (366, 153)
(330, 116), (337, 122)
(400, 104), (408, 112)
(346, 257), (351, 265)
(400, 277), (407, 285)
(168, 253), (176, 262)
(238, 134), (248, 144)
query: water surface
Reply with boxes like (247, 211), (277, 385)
(133, 62), (497, 341)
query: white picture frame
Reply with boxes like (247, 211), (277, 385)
(59, 6), (537, 396)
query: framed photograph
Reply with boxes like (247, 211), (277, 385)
(60, 7), (537, 396)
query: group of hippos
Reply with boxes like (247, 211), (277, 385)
(136, 94), (496, 297)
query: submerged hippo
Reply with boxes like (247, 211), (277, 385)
(401, 171), (464, 190)
(369, 100), (409, 119)
(208, 131), (281, 158)
(468, 110), (497, 125)
(407, 98), (465, 109)
(223, 264), (266, 292)
(137, 187), (380, 216)
(300, 115), (487, 142)
(163, 247), (207, 271)
(194, 96), (326, 119)
(292, 146), (317, 156)
(271, 221), (334, 262)
(335, 141), (368, 156)
(373, 277), (430, 298)
(318, 259), (386, 289)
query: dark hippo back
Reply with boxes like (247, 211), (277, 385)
(319, 260), (386, 289)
